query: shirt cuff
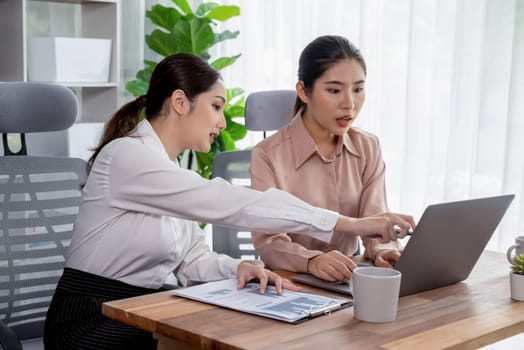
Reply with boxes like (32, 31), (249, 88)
(311, 207), (338, 232)
(222, 258), (241, 278)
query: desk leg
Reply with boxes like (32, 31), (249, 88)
(155, 333), (199, 350)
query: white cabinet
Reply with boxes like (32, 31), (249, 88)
(0, 0), (120, 123)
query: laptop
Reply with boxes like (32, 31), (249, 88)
(292, 194), (515, 297)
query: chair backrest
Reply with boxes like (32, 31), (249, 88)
(245, 89), (296, 132)
(0, 82), (77, 157)
(0, 82), (86, 346)
(211, 90), (296, 259)
(211, 150), (256, 259)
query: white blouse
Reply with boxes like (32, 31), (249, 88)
(66, 120), (338, 289)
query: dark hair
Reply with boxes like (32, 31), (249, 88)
(87, 53), (222, 172)
(294, 35), (367, 114)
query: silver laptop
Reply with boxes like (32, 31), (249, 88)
(292, 194), (515, 297)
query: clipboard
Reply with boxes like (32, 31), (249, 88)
(171, 278), (352, 324)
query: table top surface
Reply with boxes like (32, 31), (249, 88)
(102, 250), (524, 350)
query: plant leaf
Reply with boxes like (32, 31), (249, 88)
(136, 65), (154, 83)
(225, 105), (245, 118)
(171, 0), (193, 16)
(195, 151), (214, 179)
(219, 130), (236, 151)
(205, 5), (240, 21)
(231, 96), (246, 107)
(195, 2), (219, 17)
(173, 18), (214, 55)
(227, 87), (245, 100)
(214, 30), (240, 45)
(146, 4), (181, 31)
(195, 150), (213, 167)
(225, 120), (247, 140)
(125, 79), (148, 97)
(144, 60), (158, 69)
(210, 55), (240, 71)
(146, 29), (179, 56)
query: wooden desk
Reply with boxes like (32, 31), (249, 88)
(102, 251), (524, 349)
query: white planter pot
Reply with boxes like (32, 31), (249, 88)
(510, 272), (524, 301)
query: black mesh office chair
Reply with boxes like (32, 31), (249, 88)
(211, 90), (296, 259)
(0, 82), (86, 350)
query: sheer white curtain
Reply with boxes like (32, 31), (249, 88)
(121, 0), (524, 252)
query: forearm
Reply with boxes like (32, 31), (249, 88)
(333, 215), (360, 236)
(253, 232), (323, 272)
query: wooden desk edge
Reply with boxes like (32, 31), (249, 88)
(381, 301), (524, 350)
(102, 290), (175, 333)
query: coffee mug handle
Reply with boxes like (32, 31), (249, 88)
(507, 244), (519, 265)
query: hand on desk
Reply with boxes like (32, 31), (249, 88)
(374, 249), (401, 268)
(306, 249), (403, 281)
(237, 261), (301, 295)
(307, 250), (358, 282)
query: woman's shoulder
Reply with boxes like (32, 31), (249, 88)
(253, 126), (291, 153)
(348, 127), (380, 145)
(99, 135), (166, 170)
(347, 127), (383, 157)
(102, 135), (143, 156)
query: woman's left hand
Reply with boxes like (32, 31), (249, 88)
(237, 261), (301, 295)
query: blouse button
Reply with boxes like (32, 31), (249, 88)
(156, 276), (162, 283)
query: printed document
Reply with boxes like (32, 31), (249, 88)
(171, 278), (352, 324)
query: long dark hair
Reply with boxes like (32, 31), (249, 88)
(294, 35), (367, 114)
(87, 53), (222, 173)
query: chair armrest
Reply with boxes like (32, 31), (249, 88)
(0, 320), (22, 350)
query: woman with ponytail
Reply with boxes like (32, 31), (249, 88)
(44, 53), (412, 350)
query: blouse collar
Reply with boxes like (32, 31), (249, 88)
(288, 109), (361, 170)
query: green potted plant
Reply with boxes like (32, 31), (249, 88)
(509, 252), (524, 301)
(126, 0), (247, 179)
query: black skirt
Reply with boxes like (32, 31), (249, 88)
(44, 267), (162, 350)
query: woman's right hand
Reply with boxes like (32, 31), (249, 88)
(237, 261), (301, 295)
(335, 212), (415, 243)
(307, 250), (358, 282)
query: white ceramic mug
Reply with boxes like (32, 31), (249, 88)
(506, 236), (524, 265)
(351, 267), (402, 323)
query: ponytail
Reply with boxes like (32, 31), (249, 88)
(293, 97), (306, 115)
(86, 95), (145, 173)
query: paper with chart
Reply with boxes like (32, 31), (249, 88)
(171, 278), (352, 323)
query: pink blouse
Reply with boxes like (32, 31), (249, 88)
(250, 112), (400, 272)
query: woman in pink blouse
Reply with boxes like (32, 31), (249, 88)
(250, 35), (416, 282)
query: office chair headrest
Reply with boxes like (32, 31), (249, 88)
(0, 82), (78, 133)
(245, 90), (296, 131)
